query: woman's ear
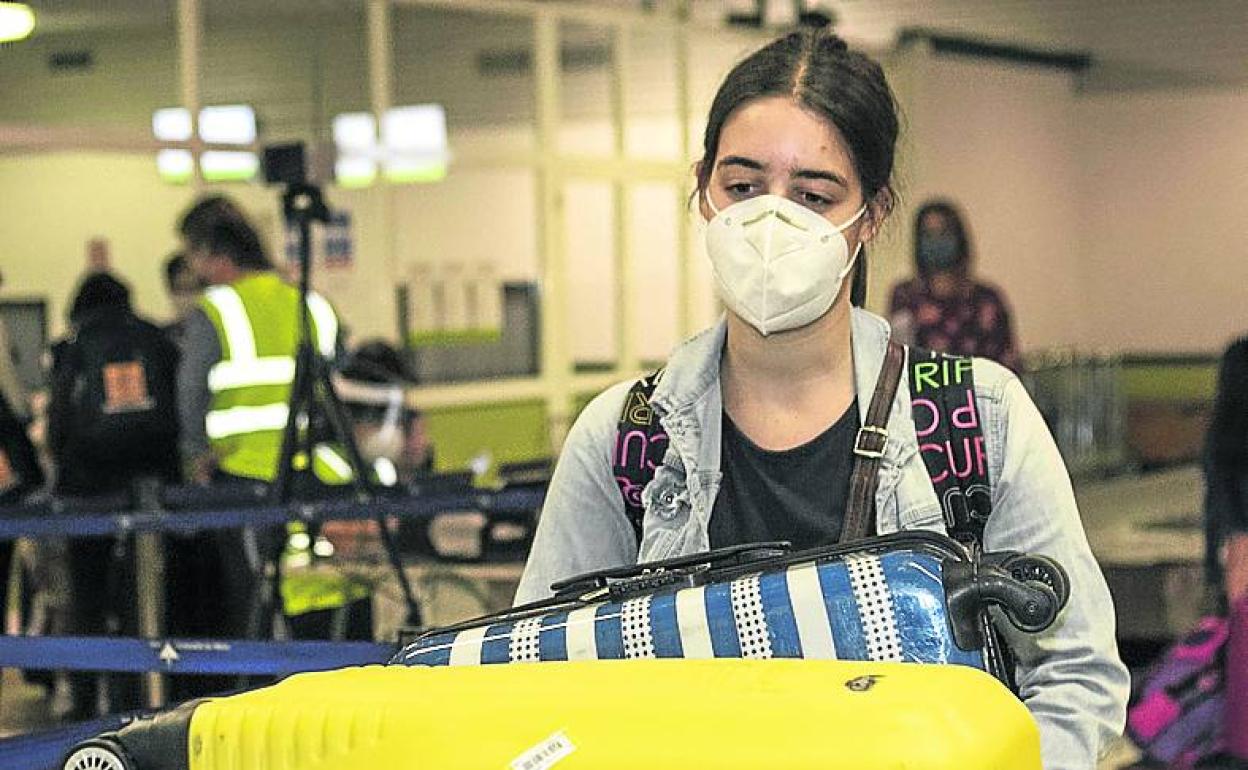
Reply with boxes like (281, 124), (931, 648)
(694, 161), (713, 222)
(860, 187), (894, 243)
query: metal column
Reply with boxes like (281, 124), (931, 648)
(367, 0), (401, 329)
(610, 25), (638, 375)
(534, 10), (573, 451)
(177, 0), (202, 189)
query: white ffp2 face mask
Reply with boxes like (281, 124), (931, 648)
(705, 193), (866, 336)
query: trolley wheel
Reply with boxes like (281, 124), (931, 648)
(62, 737), (135, 770)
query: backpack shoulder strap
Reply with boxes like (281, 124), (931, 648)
(840, 340), (906, 542)
(907, 346), (993, 550)
(613, 369), (669, 545)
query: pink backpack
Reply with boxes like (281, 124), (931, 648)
(1224, 596), (1248, 760)
(1127, 615), (1228, 767)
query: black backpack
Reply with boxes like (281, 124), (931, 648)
(55, 312), (179, 468)
(612, 346), (994, 549)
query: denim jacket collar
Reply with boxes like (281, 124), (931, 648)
(649, 308), (918, 501)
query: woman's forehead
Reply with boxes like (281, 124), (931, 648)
(716, 96), (855, 179)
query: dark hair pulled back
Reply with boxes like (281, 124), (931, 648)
(178, 195), (272, 271)
(696, 29), (899, 305)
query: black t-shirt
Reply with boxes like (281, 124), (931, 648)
(709, 400), (860, 551)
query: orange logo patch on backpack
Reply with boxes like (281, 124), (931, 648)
(102, 360), (154, 414)
(0, 449), (14, 493)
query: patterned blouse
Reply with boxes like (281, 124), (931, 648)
(887, 278), (1020, 371)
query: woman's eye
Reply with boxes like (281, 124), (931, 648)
(725, 182), (756, 198)
(799, 191), (832, 209)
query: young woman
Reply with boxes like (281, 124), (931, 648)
(888, 199), (1021, 370)
(517, 29), (1127, 769)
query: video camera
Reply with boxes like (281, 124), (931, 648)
(261, 141), (333, 224)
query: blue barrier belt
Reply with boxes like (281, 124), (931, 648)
(0, 634), (393, 675)
(0, 713), (129, 770)
(0, 485), (546, 541)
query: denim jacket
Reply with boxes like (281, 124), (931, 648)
(517, 308), (1128, 770)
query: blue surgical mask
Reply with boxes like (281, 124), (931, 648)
(917, 233), (960, 272)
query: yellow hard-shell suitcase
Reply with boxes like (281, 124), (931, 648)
(68, 659), (1041, 770)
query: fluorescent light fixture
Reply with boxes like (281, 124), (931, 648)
(383, 104), (446, 154)
(199, 105), (256, 145)
(382, 104), (448, 183)
(201, 150), (258, 182)
(153, 104), (256, 183)
(0, 2), (36, 43)
(333, 112), (379, 188)
(333, 112), (376, 153)
(153, 107), (192, 142)
(332, 105), (450, 186)
(335, 155), (377, 189)
(153, 105), (255, 144)
(156, 149), (194, 183)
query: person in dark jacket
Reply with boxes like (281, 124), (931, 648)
(1205, 336), (1248, 603)
(48, 272), (180, 718)
(1204, 336), (1248, 762)
(1, 386), (44, 607)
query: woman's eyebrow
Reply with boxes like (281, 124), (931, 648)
(717, 155), (765, 171)
(793, 167), (849, 188)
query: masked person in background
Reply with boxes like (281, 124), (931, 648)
(334, 341), (434, 556)
(887, 199), (1020, 371)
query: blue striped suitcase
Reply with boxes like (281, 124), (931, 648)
(394, 531), (1067, 688)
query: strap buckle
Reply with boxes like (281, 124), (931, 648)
(853, 425), (888, 459)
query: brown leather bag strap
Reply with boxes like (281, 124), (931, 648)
(840, 340), (906, 543)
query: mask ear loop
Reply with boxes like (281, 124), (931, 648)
(704, 188), (722, 218)
(834, 205), (870, 282)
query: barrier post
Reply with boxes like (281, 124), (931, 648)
(133, 478), (167, 708)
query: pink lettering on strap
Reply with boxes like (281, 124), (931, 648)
(921, 442), (949, 484)
(913, 397), (940, 438)
(616, 429), (649, 468)
(947, 437), (975, 479)
(951, 388), (979, 430)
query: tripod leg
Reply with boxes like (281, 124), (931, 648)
(247, 345), (315, 646)
(313, 356), (423, 629)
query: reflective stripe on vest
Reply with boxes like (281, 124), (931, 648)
(306, 292), (338, 358)
(206, 403), (290, 440)
(204, 285), (257, 359)
(208, 356), (297, 393)
(373, 457), (398, 487)
(313, 443), (353, 482)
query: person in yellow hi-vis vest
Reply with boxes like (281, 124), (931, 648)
(172, 196), (370, 674)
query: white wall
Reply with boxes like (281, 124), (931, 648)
(1074, 87), (1248, 354)
(893, 46), (1248, 355)
(889, 48), (1089, 351)
(0, 153), (282, 337)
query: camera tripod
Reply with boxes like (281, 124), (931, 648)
(247, 181), (421, 644)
